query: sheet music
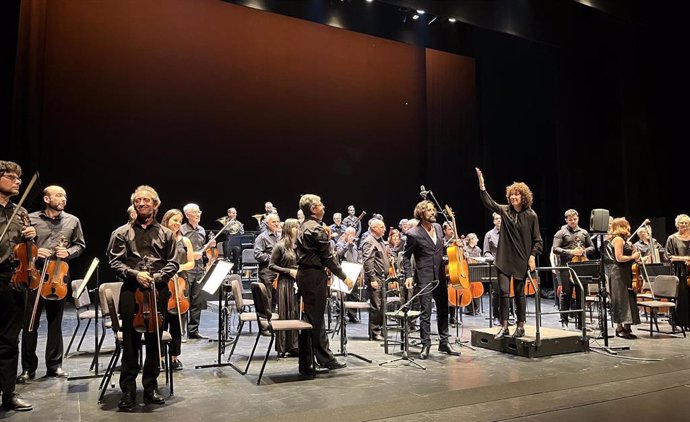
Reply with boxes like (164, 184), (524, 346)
(202, 261), (234, 294)
(330, 261), (362, 294)
(75, 257), (99, 299)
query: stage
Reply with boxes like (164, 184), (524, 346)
(10, 296), (690, 421)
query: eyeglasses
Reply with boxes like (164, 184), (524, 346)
(1, 174), (21, 183)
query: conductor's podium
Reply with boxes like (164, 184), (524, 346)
(471, 326), (588, 358)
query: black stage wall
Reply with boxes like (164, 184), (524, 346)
(5, 0), (686, 280)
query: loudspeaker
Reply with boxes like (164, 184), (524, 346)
(590, 209), (610, 232)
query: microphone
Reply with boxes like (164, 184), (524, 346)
(420, 185), (429, 199)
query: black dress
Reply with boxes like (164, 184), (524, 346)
(609, 239), (640, 325)
(665, 235), (690, 328)
(269, 242), (299, 354)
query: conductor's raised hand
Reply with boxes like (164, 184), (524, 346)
(475, 167), (485, 191)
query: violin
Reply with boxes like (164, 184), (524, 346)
(571, 239), (589, 263)
(167, 274), (189, 315)
(40, 235), (69, 301)
(11, 212), (40, 291)
(133, 256), (164, 334)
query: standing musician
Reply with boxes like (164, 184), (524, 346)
(476, 168), (543, 340)
(329, 212), (346, 242)
(296, 194), (353, 376)
(160, 209), (195, 370)
(665, 214), (690, 331)
(483, 212), (502, 325)
(342, 205), (362, 241)
(258, 201), (274, 232)
(269, 218), (300, 357)
(335, 226), (362, 323)
(552, 209), (594, 328)
(634, 226), (663, 262)
(254, 213), (281, 311)
(609, 218), (641, 338)
(219, 207), (244, 273)
(18, 185), (85, 383)
(0, 160), (35, 411)
(180, 203), (214, 340)
(402, 200), (460, 359)
(362, 218), (388, 341)
(108, 185), (178, 409)
(463, 233), (483, 316)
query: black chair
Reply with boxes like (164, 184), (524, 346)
(65, 279), (101, 356)
(226, 276), (262, 364)
(244, 282), (312, 384)
(241, 249), (259, 283)
(637, 275), (686, 337)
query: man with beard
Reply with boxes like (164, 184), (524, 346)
(108, 185), (178, 409)
(0, 160), (36, 411)
(17, 186), (85, 383)
(402, 200), (460, 359)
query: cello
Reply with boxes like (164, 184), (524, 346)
(443, 205), (470, 291)
(11, 212), (40, 291)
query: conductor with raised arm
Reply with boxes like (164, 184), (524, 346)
(476, 168), (543, 340)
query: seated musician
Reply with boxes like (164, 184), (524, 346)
(634, 227), (663, 262)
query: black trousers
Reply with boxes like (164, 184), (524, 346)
(21, 289), (65, 373)
(498, 271), (526, 323)
(186, 270), (204, 335)
(417, 281), (450, 346)
(118, 288), (163, 394)
(558, 268), (581, 323)
(0, 275), (24, 395)
(159, 288), (183, 357)
(223, 243), (241, 274)
(368, 285), (383, 336)
(296, 268), (335, 368)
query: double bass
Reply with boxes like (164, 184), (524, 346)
(11, 212), (40, 291)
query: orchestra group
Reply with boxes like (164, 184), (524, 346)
(1, 159), (689, 412)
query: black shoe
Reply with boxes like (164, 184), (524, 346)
(419, 344), (430, 360)
(298, 367), (316, 378)
(2, 393), (33, 411)
(438, 343), (460, 356)
(449, 317), (457, 325)
(188, 332), (208, 340)
(171, 360), (183, 371)
(371, 334), (384, 341)
(117, 392), (136, 410)
(494, 326), (510, 340)
(513, 327), (525, 338)
(15, 371), (35, 384)
(46, 367), (69, 378)
(287, 349), (300, 358)
(324, 359), (347, 370)
(348, 316), (360, 323)
(144, 389), (165, 405)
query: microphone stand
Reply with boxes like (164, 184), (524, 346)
(422, 189), (450, 223)
(379, 280), (438, 370)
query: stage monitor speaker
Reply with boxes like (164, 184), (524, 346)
(590, 209), (610, 232)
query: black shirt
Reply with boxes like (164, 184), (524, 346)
(297, 216), (347, 280)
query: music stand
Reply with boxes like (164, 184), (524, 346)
(379, 281), (436, 370)
(331, 263), (371, 364)
(69, 258), (103, 380)
(196, 260), (235, 369)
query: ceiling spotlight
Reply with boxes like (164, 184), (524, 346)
(412, 14), (419, 20)
(416, 10), (425, 15)
(449, 18), (456, 23)
(366, 0), (373, 2)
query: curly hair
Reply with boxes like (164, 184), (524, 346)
(505, 182), (533, 208)
(610, 217), (631, 238)
(413, 200), (435, 221)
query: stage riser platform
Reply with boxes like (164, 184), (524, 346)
(471, 327), (588, 358)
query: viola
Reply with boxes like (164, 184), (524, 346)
(167, 274), (189, 315)
(11, 212), (40, 291)
(444, 205), (470, 291)
(571, 240), (588, 263)
(39, 235), (69, 301)
(133, 256), (164, 334)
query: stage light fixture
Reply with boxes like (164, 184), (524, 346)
(416, 10), (425, 15)
(412, 14), (419, 20)
(449, 18), (456, 23)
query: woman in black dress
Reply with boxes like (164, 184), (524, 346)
(476, 168), (543, 339)
(665, 213), (690, 330)
(269, 218), (300, 356)
(609, 218), (641, 339)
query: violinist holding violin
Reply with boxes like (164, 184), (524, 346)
(108, 185), (178, 410)
(18, 186), (85, 384)
(0, 160), (36, 411)
(161, 209), (195, 371)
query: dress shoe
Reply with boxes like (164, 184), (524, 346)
(2, 393), (33, 411)
(171, 360), (183, 371)
(494, 326), (510, 340)
(46, 367), (69, 378)
(419, 344), (430, 360)
(117, 392), (136, 410)
(188, 332), (208, 340)
(298, 367), (316, 378)
(512, 327), (525, 338)
(144, 389), (165, 405)
(348, 316), (360, 323)
(324, 359), (347, 370)
(371, 334), (385, 341)
(438, 343), (460, 356)
(287, 349), (300, 358)
(15, 371), (35, 384)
